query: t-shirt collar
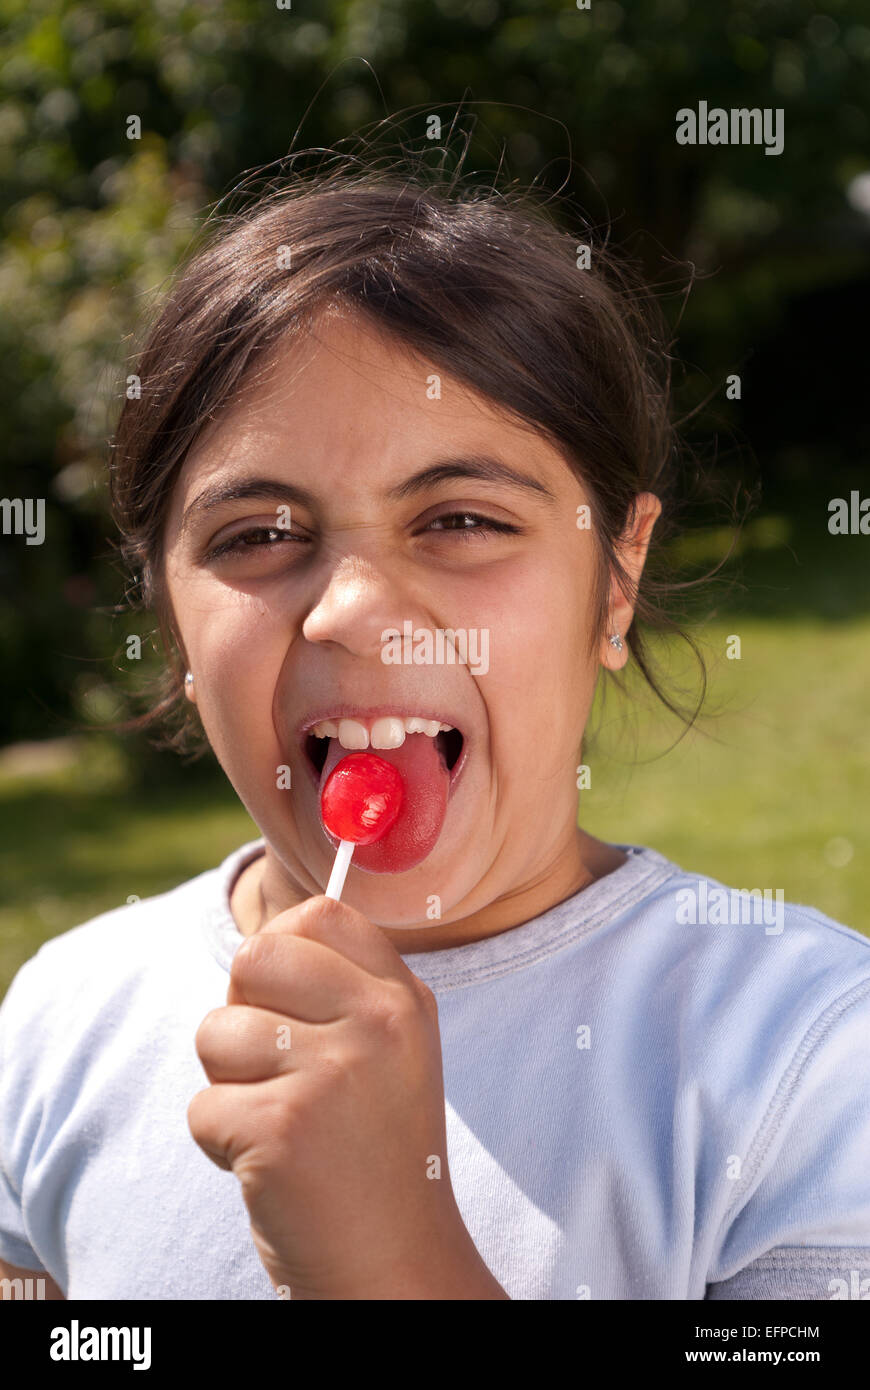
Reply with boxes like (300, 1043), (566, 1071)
(200, 837), (675, 988)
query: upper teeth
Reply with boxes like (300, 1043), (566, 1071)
(309, 716), (454, 750)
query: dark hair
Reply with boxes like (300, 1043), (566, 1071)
(108, 142), (744, 758)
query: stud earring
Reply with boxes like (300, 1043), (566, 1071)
(184, 671), (195, 696)
(609, 633), (624, 653)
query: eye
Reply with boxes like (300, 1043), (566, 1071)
(205, 525), (308, 560)
(421, 512), (521, 538)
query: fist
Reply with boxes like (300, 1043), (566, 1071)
(187, 894), (470, 1299)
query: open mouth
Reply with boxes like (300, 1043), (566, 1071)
(298, 713), (468, 874)
(303, 722), (464, 779)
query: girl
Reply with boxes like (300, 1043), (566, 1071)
(1, 156), (868, 1301)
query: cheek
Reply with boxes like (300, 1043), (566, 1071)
(467, 548), (597, 684)
(460, 549), (598, 773)
(169, 576), (293, 762)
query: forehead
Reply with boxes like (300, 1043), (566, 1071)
(170, 306), (571, 507)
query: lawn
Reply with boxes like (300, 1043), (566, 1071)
(581, 613), (869, 931)
(0, 741), (259, 999)
(1, 503), (867, 999)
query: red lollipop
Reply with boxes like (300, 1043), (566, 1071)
(321, 753), (404, 899)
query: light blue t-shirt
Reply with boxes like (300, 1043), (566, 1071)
(1, 839), (869, 1300)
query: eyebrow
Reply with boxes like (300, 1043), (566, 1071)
(386, 455), (558, 504)
(180, 453), (558, 533)
(181, 479), (318, 535)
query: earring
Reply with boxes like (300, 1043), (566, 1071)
(609, 633), (624, 653)
(184, 671), (195, 696)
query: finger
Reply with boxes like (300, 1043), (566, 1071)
(187, 1085), (235, 1171)
(228, 929), (386, 1019)
(187, 1077), (284, 1174)
(195, 1004), (329, 1084)
(188, 1074), (320, 1179)
(227, 894), (422, 1012)
(257, 894), (412, 984)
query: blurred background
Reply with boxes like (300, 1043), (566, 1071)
(1, 0), (869, 994)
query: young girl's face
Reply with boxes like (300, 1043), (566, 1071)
(162, 308), (659, 929)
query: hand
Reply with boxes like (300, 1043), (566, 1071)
(188, 894), (506, 1299)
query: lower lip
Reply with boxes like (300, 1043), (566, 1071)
(299, 733), (469, 873)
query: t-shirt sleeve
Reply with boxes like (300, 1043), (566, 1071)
(0, 959), (49, 1271)
(705, 980), (870, 1300)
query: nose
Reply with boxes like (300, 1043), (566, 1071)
(302, 551), (405, 659)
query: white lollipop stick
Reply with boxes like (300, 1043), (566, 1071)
(324, 838), (355, 901)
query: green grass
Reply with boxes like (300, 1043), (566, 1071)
(581, 615), (869, 932)
(1, 504), (867, 998)
(0, 744), (257, 998)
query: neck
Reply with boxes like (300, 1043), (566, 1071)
(230, 831), (627, 952)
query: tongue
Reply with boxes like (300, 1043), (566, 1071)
(319, 734), (450, 874)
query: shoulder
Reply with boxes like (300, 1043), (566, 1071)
(626, 851), (870, 1008)
(615, 850), (870, 1115)
(2, 873), (205, 1020)
(0, 841), (263, 1176)
(0, 840), (261, 1038)
(615, 853), (870, 1272)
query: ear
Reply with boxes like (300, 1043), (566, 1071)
(600, 492), (662, 668)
